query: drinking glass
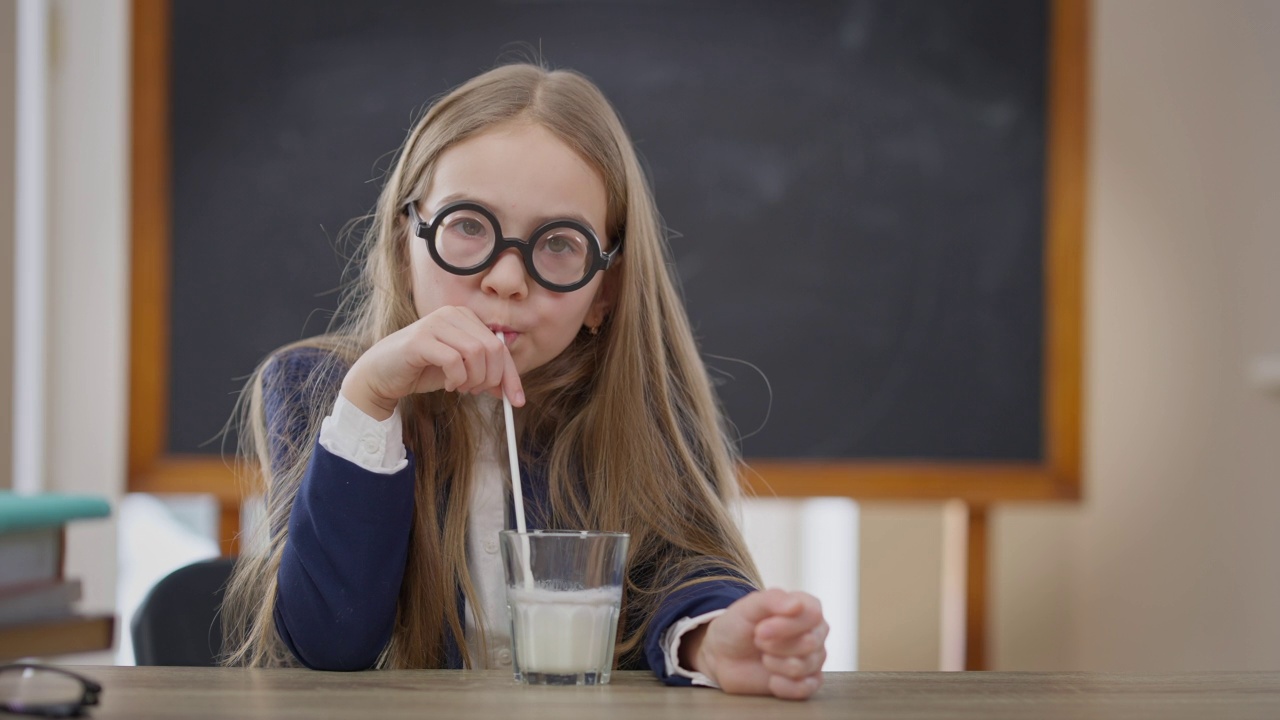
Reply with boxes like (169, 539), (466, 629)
(500, 530), (629, 685)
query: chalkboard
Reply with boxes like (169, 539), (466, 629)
(167, 0), (1049, 462)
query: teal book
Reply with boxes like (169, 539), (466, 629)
(0, 491), (112, 534)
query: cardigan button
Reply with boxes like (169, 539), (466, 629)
(497, 648), (512, 666)
(483, 538), (499, 555)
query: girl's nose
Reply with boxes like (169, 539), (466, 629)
(479, 248), (529, 300)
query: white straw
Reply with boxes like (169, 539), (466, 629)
(499, 333), (528, 535)
(498, 332), (534, 588)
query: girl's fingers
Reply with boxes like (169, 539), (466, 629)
(469, 326), (505, 395)
(761, 649), (827, 680)
(412, 341), (467, 393)
(766, 592), (821, 628)
(755, 608), (826, 653)
(423, 324), (489, 392)
(483, 332), (506, 394)
(729, 589), (803, 627)
(458, 323), (501, 395)
(767, 672), (822, 701)
(757, 623), (825, 658)
(428, 309), (508, 394)
(365, 306), (520, 403)
(452, 308), (508, 395)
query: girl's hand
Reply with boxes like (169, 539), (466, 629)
(687, 589), (827, 700)
(340, 306), (524, 420)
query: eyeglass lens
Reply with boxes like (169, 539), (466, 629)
(0, 666), (86, 711)
(433, 208), (595, 287)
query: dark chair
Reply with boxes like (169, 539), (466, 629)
(131, 557), (236, 666)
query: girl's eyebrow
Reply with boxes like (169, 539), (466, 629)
(434, 192), (600, 234)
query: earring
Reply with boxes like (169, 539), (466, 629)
(588, 324), (600, 336)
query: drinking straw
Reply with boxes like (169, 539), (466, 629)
(499, 333), (528, 535)
(499, 332), (535, 588)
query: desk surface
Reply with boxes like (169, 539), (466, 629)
(67, 667), (1280, 720)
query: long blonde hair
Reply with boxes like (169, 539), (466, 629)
(221, 62), (760, 669)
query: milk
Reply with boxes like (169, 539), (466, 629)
(507, 585), (622, 682)
(499, 530), (630, 685)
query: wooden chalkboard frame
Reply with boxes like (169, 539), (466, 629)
(128, 0), (1087, 555)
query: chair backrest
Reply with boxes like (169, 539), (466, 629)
(131, 557), (236, 666)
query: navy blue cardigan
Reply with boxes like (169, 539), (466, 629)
(264, 348), (754, 683)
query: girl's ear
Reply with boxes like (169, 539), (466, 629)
(584, 271), (618, 331)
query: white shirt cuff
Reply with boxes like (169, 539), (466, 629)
(318, 393), (409, 474)
(661, 609), (727, 688)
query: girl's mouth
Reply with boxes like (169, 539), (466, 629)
(489, 326), (520, 345)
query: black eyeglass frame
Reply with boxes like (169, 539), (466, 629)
(406, 200), (622, 293)
(0, 663), (102, 718)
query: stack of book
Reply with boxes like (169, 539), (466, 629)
(0, 491), (115, 660)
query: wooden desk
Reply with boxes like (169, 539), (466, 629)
(64, 667), (1280, 719)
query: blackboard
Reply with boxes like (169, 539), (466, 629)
(167, 0), (1050, 462)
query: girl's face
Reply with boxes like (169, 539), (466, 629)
(409, 122), (614, 375)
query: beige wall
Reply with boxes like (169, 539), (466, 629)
(863, 0), (1280, 671)
(0, 0), (15, 491)
(1004, 0), (1280, 671)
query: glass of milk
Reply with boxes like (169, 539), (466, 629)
(499, 530), (630, 685)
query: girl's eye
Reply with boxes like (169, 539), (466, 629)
(543, 234), (585, 255)
(458, 219), (486, 237)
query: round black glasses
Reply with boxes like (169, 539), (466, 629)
(406, 201), (621, 293)
(0, 663), (102, 718)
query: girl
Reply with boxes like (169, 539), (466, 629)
(222, 62), (828, 700)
